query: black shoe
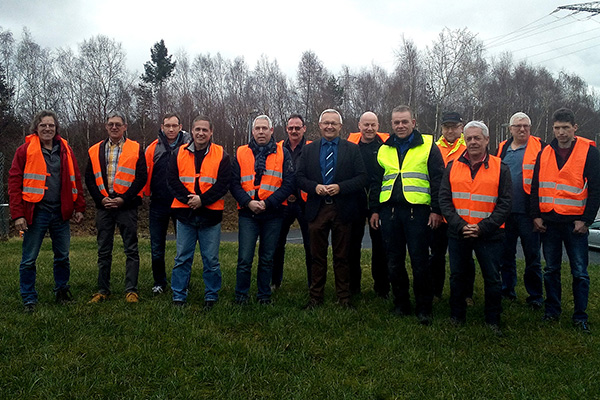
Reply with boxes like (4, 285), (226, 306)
(172, 300), (186, 307)
(338, 299), (355, 309)
(417, 313), (432, 326)
(303, 299), (323, 310)
(258, 298), (272, 305)
(449, 317), (465, 327)
(502, 294), (517, 301)
(55, 288), (74, 304)
(487, 323), (504, 337)
(528, 301), (543, 310)
(376, 291), (389, 300)
(542, 314), (560, 322)
(234, 298), (249, 306)
(573, 320), (591, 334)
(23, 303), (36, 313)
(392, 305), (412, 317)
(203, 300), (217, 311)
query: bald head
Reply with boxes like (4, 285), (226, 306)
(358, 111), (379, 143)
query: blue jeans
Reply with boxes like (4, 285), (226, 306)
(541, 221), (590, 322)
(149, 203), (177, 288)
(236, 215), (283, 302)
(380, 205), (433, 316)
(448, 237), (503, 325)
(171, 220), (222, 302)
(19, 209), (71, 304)
(500, 213), (543, 303)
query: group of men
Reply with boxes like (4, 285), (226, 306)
(9, 106), (599, 334)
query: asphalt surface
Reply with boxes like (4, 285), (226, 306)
(217, 227), (600, 265)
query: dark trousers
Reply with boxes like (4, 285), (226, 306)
(349, 215), (389, 296)
(380, 204), (433, 316)
(429, 223), (475, 298)
(149, 202), (177, 288)
(95, 207), (140, 294)
(272, 201), (311, 287)
(448, 237), (503, 325)
(500, 213), (543, 303)
(308, 203), (352, 302)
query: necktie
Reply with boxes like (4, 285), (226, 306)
(324, 142), (335, 185)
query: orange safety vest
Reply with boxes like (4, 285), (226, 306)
(449, 155), (504, 227)
(143, 139), (159, 196)
(538, 136), (592, 215)
(88, 139), (141, 197)
(171, 143), (225, 210)
(22, 134), (78, 203)
(237, 141), (285, 207)
(497, 135), (542, 194)
(436, 136), (466, 167)
(347, 132), (390, 144)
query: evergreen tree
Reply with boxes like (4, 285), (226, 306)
(141, 39), (176, 87)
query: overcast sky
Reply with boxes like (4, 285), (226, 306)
(1, 0), (599, 89)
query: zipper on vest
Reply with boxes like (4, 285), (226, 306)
(410, 207), (414, 221)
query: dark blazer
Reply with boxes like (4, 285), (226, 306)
(296, 138), (368, 223)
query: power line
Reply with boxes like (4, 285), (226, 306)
(511, 26), (600, 53)
(486, 15), (580, 49)
(557, 1), (600, 14)
(533, 41), (600, 65)
(518, 32), (600, 62)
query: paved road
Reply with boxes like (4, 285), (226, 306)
(218, 227), (600, 265)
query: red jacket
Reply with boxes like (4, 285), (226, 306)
(8, 134), (86, 225)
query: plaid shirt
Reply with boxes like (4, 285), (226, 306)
(105, 137), (124, 194)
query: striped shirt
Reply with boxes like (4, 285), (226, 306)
(105, 138), (124, 194)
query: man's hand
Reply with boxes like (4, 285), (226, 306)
(428, 213), (442, 230)
(72, 212), (84, 224)
(324, 184), (340, 196)
(315, 184), (328, 196)
(101, 197), (124, 209)
(369, 213), (380, 230)
(533, 217), (546, 233)
(248, 200), (266, 214)
(573, 220), (588, 234)
(462, 223), (480, 238)
(15, 217), (27, 232)
(187, 194), (202, 210)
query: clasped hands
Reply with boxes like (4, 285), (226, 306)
(315, 184), (340, 197)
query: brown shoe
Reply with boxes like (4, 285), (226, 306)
(125, 292), (139, 303)
(89, 293), (108, 303)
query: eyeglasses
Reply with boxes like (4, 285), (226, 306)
(38, 124), (56, 129)
(163, 124), (181, 129)
(320, 121), (340, 127)
(511, 124), (530, 129)
(286, 126), (303, 131)
(106, 123), (124, 128)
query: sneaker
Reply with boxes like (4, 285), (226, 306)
(574, 320), (591, 334)
(465, 297), (475, 307)
(23, 302), (36, 313)
(125, 292), (139, 303)
(88, 293), (108, 303)
(203, 300), (217, 310)
(55, 288), (74, 304)
(152, 285), (164, 295)
(529, 301), (543, 310)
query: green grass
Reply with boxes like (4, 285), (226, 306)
(1, 237), (599, 399)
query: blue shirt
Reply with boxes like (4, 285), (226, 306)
(504, 144), (527, 213)
(320, 137), (339, 184)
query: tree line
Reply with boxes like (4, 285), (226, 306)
(1, 26), (599, 184)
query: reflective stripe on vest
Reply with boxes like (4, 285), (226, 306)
(497, 135), (542, 195)
(88, 139), (141, 197)
(377, 134), (433, 204)
(237, 142), (285, 208)
(538, 137), (590, 215)
(171, 143), (225, 210)
(22, 134), (78, 203)
(449, 155), (503, 226)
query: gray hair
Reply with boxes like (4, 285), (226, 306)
(107, 111), (127, 125)
(509, 112), (531, 126)
(319, 109), (343, 124)
(464, 120), (489, 138)
(253, 115), (273, 129)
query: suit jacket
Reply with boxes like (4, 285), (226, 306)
(296, 138), (368, 223)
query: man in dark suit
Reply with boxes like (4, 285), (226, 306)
(297, 109), (368, 308)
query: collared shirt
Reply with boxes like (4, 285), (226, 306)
(38, 143), (61, 212)
(503, 143), (527, 213)
(105, 137), (124, 194)
(320, 137), (339, 183)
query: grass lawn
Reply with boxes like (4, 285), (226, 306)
(1, 236), (599, 399)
